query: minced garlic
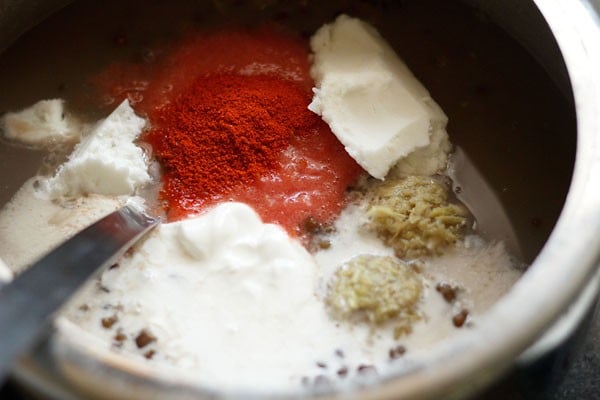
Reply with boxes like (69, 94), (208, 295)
(326, 255), (422, 338)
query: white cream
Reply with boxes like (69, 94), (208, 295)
(309, 15), (450, 179)
(1, 99), (82, 147)
(0, 257), (12, 282)
(64, 202), (405, 391)
(42, 100), (151, 198)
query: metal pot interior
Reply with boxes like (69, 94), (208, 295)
(0, 0), (593, 399)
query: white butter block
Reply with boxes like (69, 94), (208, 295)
(309, 15), (449, 179)
(44, 100), (151, 198)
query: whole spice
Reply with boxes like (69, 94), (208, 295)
(435, 282), (458, 303)
(135, 329), (157, 348)
(453, 309), (469, 328)
(357, 364), (377, 376)
(389, 345), (406, 360)
(101, 315), (118, 329)
(114, 331), (126, 343)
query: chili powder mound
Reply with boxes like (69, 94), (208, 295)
(93, 27), (364, 236)
(145, 74), (314, 209)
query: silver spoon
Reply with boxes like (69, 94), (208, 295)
(0, 205), (159, 383)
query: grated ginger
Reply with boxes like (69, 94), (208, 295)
(366, 175), (468, 259)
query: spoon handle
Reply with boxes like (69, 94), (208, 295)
(0, 205), (159, 383)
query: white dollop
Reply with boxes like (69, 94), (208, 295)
(0, 257), (12, 282)
(1, 99), (81, 146)
(81, 203), (330, 389)
(172, 202), (316, 277)
(308, 15), (450, 179)
(42, 100), (151, 198)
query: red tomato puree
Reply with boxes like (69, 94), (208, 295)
(94, 26), (363, 238)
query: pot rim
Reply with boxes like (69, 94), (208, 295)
(364, 0), (600, 397)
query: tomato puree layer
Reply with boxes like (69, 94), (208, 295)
(93, 27), (363, 237)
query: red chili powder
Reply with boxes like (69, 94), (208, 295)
(94, 27), (363, 237)
(145, 73), (315, 210)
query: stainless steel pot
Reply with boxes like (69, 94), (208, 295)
(1, 0), (599, 399)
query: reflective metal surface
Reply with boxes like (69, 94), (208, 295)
(0, 0), (598, 399)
